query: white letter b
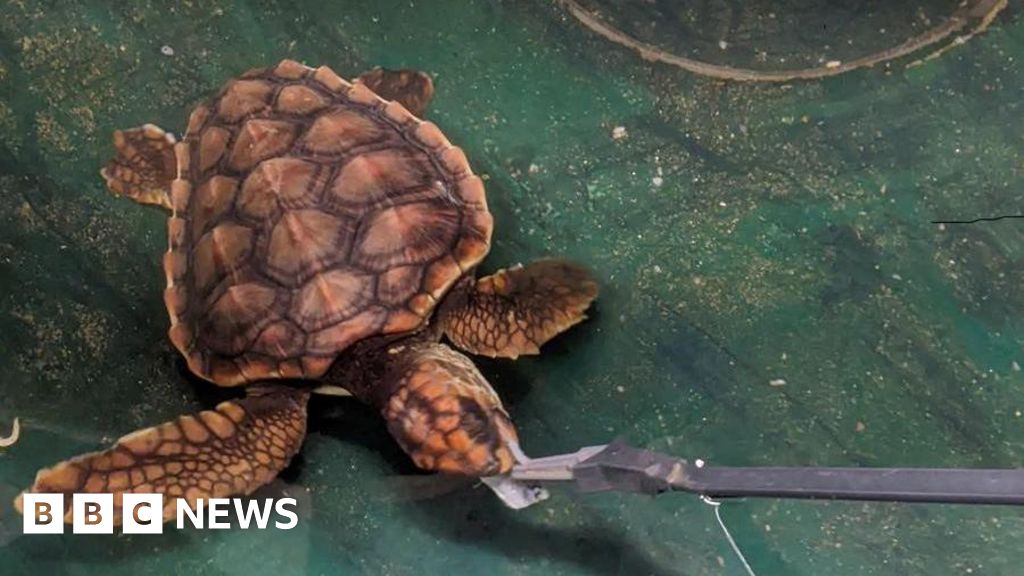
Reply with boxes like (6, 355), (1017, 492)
(73, 494), (113, 534)
(21, 494), (63, 534)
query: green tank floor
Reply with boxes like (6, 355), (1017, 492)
(1, 1), (1023, 575)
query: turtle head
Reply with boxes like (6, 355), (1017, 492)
(356, 68), (434, 118)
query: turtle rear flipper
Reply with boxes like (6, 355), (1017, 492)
(356, 68), (434, 117)
(381, 342), (520, 476)
(14, 387), (308, 524)
(440, 259), (599, 359)
(100, 124), (176, 211)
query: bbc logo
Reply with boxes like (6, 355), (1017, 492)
(22, 493), (299, 534)
(23, 493), (163, 534)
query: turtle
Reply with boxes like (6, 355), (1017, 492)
(14, 60), (598, 523)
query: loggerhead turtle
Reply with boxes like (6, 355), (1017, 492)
(15, 60), (597, 522)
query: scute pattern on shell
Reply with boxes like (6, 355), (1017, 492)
(164, 60), (492, 386)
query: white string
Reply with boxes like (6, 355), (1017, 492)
(0, 417), (20, 448)
(700, 495), (757, 576)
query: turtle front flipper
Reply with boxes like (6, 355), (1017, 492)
(382, 342), (520, 476)
(14, 386), (308, 524)
(99, 124), (176, 211)
(356, 67), (434, 117)
(439, 259), (599, 359)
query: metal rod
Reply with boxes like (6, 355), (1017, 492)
(680, 465), (1024, 505)
(554, 442), (1024, 505)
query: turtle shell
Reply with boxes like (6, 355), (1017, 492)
(163, 60), (492, 386)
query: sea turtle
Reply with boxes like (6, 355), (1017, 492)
(15, 60), (597, 522)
